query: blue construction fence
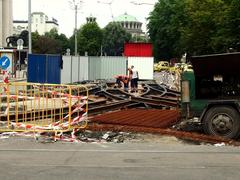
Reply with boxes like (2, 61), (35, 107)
(27, 54), (62, 84)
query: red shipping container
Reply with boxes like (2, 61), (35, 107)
(124, 43), (153, 57)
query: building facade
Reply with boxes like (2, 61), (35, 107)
(0, 0), (13, 47)
(86, 15), (96, 24)
(113, 13), (146, 40)
(13, 12), (59, 35)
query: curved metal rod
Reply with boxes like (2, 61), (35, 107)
(140, 84), (152, 97)
(144, 84), (167, 97)
(95, 90), (125, 100)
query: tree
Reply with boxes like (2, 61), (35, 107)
(147, 0), (240, 60)
(45, 28), (59, 39)
(147, 0), (188, 60)
(18, 29), (70, 54)
(181, 0), (227, 55)
(32, 31), (40, 52)
(57, 33), (70, 54)
(32, 35), (61, 54)
(70, 22), (103, 56)
(102, 22), (131, 56)
(222, 0), (240, 51)
(45, 28), (70, 54)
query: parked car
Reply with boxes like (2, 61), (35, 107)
(154, 61), (170, 72)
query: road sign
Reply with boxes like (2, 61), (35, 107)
(0, 56), (11, 70)
(17, 39), (24, 50)
(17, 39), (24, 46)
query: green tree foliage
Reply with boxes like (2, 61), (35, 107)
(31, 29), (70, 54)
(32, 31), (40, 52)
(148, 0), (240, 60)
(223, 0), (240, 51)
(70, 22), (103, 56)
(45, 28), (59, 39)
(182, 0), (227, 55)
(102, 22), (131, 56)
(58, 34), (70, 54)
(32, 35), (61, 54)
(45, 28), (70, 54)
(148, 0), (188, 60)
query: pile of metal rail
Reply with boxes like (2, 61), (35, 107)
(87, 82), (180, 116)
(86, 81), (240, 146)
(87, 81), (181, 134)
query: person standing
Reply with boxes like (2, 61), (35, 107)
(128, 66), (133, 91)
(130, 65), (139, 92)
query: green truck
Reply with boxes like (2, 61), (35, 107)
(181, 52), (240, 139)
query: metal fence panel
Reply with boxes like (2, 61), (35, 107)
(79, 56), (88, 81)
(100, 56), (127, 79)
(28, 54), (61, 84)
(28, 54), (46, 83)
(61, 56), (72, 84)
(88, 57), (101, 80)
(62, 56), (89, 84)
(72, 56), (79, 83)
(46, 55), (61, 84)
(127, 57), (154, 80)
(0, 82), (88, 133)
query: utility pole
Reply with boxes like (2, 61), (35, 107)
(70, 0), (82, 56)
(74, 4), (78, 56)
(28, 0), (32, 53)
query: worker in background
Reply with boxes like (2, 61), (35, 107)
(130, 65), (139, 93)
(128, 66), (133, 88)
(114, 75), (129, 92)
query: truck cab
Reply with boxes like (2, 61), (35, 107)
(181, 52), (240, 139)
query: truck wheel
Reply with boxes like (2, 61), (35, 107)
(203, 106), (240, 139)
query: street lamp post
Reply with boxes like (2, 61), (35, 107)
(17, 39), (24, 78)
(74, 4), (78, 56)
(70, 0), (82, 56)
(28, 0), (32, 54)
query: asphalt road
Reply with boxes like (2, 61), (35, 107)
(0, 137), (240, 180)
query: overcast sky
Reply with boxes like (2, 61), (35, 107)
(13, 0), (158, 37)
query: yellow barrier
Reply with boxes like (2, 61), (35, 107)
(0, 82), (88, 133)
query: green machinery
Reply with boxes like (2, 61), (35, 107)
(181, 52), (240, 139)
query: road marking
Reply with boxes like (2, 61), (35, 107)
(8, 163), (240, 169)
(11, 164), (210, 169)
(0, 149), (239, 154)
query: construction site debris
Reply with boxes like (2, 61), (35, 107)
(0, 130), (143, 144)
(174, 118), (202, 132)
(154, 71), (181, 91)
(86, 123), (240, 146)
(91, 109), (180, 129)
(1, 73), (239, 146)
(214, 143), (226, 147)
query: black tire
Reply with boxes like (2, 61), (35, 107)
(202, 106), (240, 139)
